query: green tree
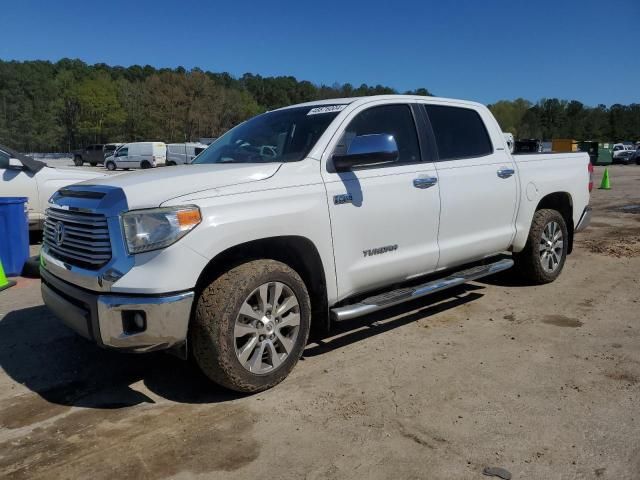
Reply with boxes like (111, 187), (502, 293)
(76, 72), (125, 144)
(488, 98), (531, 136)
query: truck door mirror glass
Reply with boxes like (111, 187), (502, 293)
(332, 134), (399, 171)
(8, 158), (24, 169)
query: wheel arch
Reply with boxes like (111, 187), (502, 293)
(535, 191), (574, 254)
(194, 235), (330, 332)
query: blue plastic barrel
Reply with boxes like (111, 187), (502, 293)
(0, 197), (29, 276)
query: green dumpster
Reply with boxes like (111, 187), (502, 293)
(578, 141), (599, 164)
(597, 143), (613, 166)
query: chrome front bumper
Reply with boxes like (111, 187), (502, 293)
(41, 268), (194, 352)
(575, 206), (592, 232)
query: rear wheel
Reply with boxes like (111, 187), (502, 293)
(166, 161), (176, 166)
(191, 260), (311, 393)
(513, 209), (568, 284)
(73, 156), (83, 166)
(141, 161), (151, 169)
(105, 161), (116, 171)
(90, 162), (97, 167)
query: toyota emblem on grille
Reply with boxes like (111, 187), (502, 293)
(54, 221), (65, 246)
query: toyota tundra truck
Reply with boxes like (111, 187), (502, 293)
(40, 95), (593, 392)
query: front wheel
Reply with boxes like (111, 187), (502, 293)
(191, 260), (311, 393)
(105, 161), (116, 171)
(513, 209), (568, 284)
(73, 156), (83, 166)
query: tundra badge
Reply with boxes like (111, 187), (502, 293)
(334, 193), (353, 205)
(363, 244), (398, 257)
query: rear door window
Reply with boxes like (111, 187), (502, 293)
(425, 105), (493, 160)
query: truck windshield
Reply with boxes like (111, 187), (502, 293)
(192, 106), (342, 164)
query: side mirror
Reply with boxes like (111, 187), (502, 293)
(332, 134), (399, 171)
(8, 158), (24, 169)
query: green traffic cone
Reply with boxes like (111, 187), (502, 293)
(599, 167), (611, 190)
(0, 259), (16, 292)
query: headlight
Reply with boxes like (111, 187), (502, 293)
(122, 206), (201, 254)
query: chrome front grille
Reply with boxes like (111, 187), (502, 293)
(44, 208), (112, 269)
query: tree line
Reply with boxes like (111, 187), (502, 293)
(488, 98), (640, 142)
(0, 59), (430, 152)
(1, 59), (637, 152)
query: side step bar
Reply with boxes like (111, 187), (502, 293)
(331, 258), (514, 322)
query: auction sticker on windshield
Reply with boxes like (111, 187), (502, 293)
(307, 105), (347, 115)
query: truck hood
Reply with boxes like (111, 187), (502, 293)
(76, 163), (281, 209)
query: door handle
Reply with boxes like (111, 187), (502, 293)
(413, 176), (438, 189)
(497, 167), (515, 179)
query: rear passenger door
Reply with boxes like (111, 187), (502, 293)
(322, 102), (441, 300)
(421, 103), (518, 269)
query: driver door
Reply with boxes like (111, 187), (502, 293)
(322, 102), (441, 300)
(115, 147), (129, 168)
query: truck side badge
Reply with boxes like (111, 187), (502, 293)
(363, 244), (398, 257)
(334, 193), (353, 205)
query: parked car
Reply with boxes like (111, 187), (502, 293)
(0, 144), (107, 230)
(40, 95), (592, 393)
(72, 144), (105, 166)
(104, 142), (167, 171)
(103, 143), (123, 160)
(612, 143), (635, 164)
(612, 149), (634, 165)
(166, 142), (208, 165)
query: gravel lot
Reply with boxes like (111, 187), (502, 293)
(1, 165), (639, 479)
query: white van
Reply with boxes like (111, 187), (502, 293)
(503, 132), (515, 153)
(105, 142), (167, 171)
(166, 142), (208, 165)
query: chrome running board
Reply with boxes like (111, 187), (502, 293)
(331, 258), (514, 322)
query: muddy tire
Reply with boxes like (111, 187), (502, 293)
(191, 260), (311, 393)
(513, 209), (568, 284)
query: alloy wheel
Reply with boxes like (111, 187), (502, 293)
(539, 221), (563, 273)
(234, 281), (301, 375)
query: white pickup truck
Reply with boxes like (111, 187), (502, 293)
(40, 95), (593, 392)
(0, 145), (107, 230)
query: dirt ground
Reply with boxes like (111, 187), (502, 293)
(1, 165), (639, 480)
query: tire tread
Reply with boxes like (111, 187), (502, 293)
(191, 260), (310, 393)
(513, 208), (568, 285)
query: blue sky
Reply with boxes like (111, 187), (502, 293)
(2, 0), (638, 106)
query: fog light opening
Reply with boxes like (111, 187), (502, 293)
(122, 310), (147, 335)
